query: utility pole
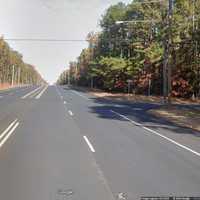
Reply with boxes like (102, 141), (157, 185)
(119, 26), (123, 58)
(167, 0), (173, 103)
(68, 69), (70, 86)
(163, 45), (168, 102)
(65, 70), (68, 85)
(192, 0), (198, 98)
(91, 76), (94, 89)
(25, 72), (28, 85)
(114, 1), (173, 103)
(11, 65), (15, 87)
(75, 65), (78, 86)
(18, 67), (21, 86)
(163, 0), (173, 103)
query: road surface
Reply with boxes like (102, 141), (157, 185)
(0, 85), (200, 200)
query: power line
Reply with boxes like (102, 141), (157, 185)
(4, 38), (88, 42)
(3, 38), (199, 44)
(131, 0), (165, 5)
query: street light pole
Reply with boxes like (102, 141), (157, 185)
(115, 0), (172, 103)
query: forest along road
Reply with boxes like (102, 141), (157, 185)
(0, 85), (200, 200)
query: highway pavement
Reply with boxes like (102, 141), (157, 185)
(0, 85), (200, 200)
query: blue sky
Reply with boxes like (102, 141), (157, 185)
(0, 0), (130, 83)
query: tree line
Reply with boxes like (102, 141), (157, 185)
(0, 37), (44, 87)
(57, 0), (200, 98)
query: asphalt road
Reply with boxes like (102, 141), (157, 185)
(0, 85), (200, 200)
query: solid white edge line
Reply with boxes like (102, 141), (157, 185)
(110, 109), (200, 157)
(29, 88), (43, 98)
(143, 126), (200, 157)
(83, 136), (95, 153)
(0, 119), (18, 140)
(35, 85), (48, 99)
(0, 122), (19, 148)
(71, 90), (89, 100)
(21, 86), (42, 99)
(110, 110), (141, 126)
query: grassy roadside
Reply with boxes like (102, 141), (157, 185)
(149, 106), (200, 132)
(89, 89), (200, 105)
(0, 84), (28, 92)
(0, 84), (20, 92)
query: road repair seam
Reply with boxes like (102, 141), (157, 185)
(0, 119), (19, 148)
(83, 136), (95, 153)
(110, 110), (200, 158)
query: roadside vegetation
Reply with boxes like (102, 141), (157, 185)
(58, 0), (200, 99)
(0, 37), (44, 89)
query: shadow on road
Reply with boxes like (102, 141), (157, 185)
(88, 97), (200, 138)
(62, 86), (200, 137)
